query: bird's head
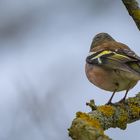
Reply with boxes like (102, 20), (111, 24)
(90, 33), (115, 50)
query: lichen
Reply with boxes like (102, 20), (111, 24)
(97, 105), (115, 117)
(76, 112), (102, 130)
(132, 10), (140, 20)
(73, 112), (111, 140)
(129, 104), (140, 118)
(127, 97), (140, 106)
(69, 92), (140, 140)
(117, 108), (128, 129)
(126, 96), (140, 118)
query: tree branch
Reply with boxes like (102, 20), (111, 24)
(68, 93), (140, 140)
(122, 0), (140, 30)
(68, 1), (140, 139)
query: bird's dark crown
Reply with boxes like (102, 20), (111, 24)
(90, 32), (115, 50)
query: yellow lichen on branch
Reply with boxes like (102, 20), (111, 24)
(97, 106), (115, 117)
(68, 93), (140, 140)
(69, 112), (110, 140)
(76, 112), (102, 130)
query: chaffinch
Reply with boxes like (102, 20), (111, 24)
(85, 33), (140, 104)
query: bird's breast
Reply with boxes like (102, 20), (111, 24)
(85, 64), (137, 92)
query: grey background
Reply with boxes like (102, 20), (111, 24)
(0, 0), (140, 140)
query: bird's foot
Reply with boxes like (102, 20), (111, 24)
(118, 98), (126, 104)
(105, 101), (114, 105)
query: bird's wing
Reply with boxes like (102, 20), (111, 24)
(86, 50), (140, 74)
(117, 47), (140, 61)
(115, 48), (140, 73)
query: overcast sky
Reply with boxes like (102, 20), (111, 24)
(0, 0), (139, 140)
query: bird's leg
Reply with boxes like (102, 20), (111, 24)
(118, 82), (132, 103)
(106, 90), (116, 105)
(118, 89), (129, 103)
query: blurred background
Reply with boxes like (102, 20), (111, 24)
(0, 0), (140, 140)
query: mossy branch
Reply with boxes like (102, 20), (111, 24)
(122, 0), (140, 30)
(68, 93), (140, 140)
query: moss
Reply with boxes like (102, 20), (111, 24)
(76, 112), (102, 130)
(97, 105), (115, 117)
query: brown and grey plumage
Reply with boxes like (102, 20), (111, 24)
(85, 33), (140, 104)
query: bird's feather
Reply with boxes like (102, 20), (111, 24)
(86, 50), (140, 76)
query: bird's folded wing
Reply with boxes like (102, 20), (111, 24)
(86, 50), (140, 75)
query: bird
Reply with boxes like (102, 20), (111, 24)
(85, 32), (140, 104)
